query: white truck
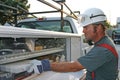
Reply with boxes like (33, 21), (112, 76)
(116, 17), (120, 28)
(0, 23), (87, 80)
(111, 17), (120, 44)
(0, 0), (91, 80)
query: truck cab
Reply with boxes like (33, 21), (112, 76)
(16, 16), (83, 34)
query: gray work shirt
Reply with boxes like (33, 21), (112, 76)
(78, 36), (118, 80)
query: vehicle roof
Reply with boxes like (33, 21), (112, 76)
(113, 29), (120, 33)
(17, 16), (76, 23)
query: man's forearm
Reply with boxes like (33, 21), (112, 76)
(50, 61), (84, 72)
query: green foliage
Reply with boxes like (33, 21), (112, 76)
(0, 0), (30, 25)
(105, 21), (113, 29)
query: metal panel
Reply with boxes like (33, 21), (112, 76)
(70, 37), (82, 61)
(0, 48), (64, 64)
(0, 26), (81, 38)
(66, 37), (83, 61)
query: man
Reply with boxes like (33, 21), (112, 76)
(28, 8), (118, 80)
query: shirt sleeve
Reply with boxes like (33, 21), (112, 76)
(78, 46), (113, 72)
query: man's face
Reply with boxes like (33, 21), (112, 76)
(82, 24), (97, 42)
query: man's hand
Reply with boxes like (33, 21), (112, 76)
(27, 59), (51, 74)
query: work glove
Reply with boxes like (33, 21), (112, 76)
(27, 59), (51, 74)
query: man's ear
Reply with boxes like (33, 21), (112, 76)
(96, 25), (101, 32)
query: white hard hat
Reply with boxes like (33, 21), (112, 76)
(79, 8), (107, 27)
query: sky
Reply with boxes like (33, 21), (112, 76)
(28, 0), (120, 25)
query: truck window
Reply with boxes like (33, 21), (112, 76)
(17, 20), (73, 33)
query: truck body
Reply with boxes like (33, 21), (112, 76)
(111, 17), (120, 44)
(0, 18), (89, 79)
(112, 29), (120, 44)
(0, 0), (91, 79)
(116, 17), (120, 29)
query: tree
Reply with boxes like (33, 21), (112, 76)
(105, 21), (113, 29)
(0, 0), (30, 25)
